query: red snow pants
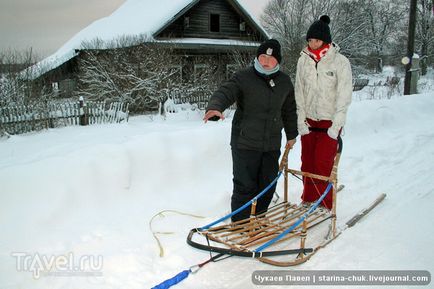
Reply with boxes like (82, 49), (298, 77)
(300, 119), (339, 210)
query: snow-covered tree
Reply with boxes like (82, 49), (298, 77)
(260, 0), (408, 74)
(261, 0), (370, 75)
(261, 0), (309, 75)
(76, 43), (180, 112)
(416, 0), (434, 75)
(76, 37), (228, 113)
(358, 0), (407, 72)
(0, 48), (41, 107)
(331, 0), (370, 57)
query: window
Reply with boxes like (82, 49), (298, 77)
(239, 21), (246, 32)
(194, 64), (209, 82)
(210, 14), (220, 32)
(59, 79), (77, 98)
(184, 17), (190, 28)
(51, 82), (59, 96)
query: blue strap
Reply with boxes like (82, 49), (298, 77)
(254, 182), (333, 252)
(200, 171), (283, 230)
(151, 270), (190, 289)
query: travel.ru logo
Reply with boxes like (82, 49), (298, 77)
(11, 252), (103, 279)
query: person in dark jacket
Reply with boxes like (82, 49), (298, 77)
(204, 39), (298, 221)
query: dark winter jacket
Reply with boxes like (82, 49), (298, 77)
(207, 66), (298, 151)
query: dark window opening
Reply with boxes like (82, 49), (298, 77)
(210, 14), (220, 32)
(239, 21), (246, 32)
(184, 17), (190, 28)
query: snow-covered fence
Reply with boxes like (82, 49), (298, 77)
(170, 93), (236, 111)
(171, 94), (209, 110)
(0, 99), (129, 135)
(353, 78), (369, 91)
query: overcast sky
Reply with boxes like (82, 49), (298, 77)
(0, 0), (270, 59)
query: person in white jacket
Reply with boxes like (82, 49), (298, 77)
(295, 15), (352, 210)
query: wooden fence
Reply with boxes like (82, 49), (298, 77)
(0, 99), (129, 135)
(170, 92), (236, 110)
(353, 78), (369, 91)
(172, 94), (209, 110)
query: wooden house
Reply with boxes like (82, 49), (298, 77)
(25, 0), (269, 110)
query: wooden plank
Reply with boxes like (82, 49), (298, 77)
(286, 168), (334, 182)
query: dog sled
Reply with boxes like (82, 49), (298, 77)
(152, 139), (386, 288)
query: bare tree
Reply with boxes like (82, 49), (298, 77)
(76, 43), (182, 112)
(331, 1), (370, 57)
(0, 48), (42, 107)
(76, 36), (225, 113)
(261, 0), (410, 74)
(260, 0), (369, 75)
(360, 0), (407, 72)
(261, 0), (309, 75)
(229, 49), (254, 71)
(416, 0), (434, 75)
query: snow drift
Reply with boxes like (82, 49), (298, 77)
(0, 91), (433, 288)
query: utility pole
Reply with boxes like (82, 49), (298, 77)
(404, 0), (418, 95)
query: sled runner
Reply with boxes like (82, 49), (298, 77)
(187, 139), (386, 267)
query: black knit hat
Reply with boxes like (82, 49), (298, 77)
(256, 39), (282, 63)
(306, 15), (332, 44)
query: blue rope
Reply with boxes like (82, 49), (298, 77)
(151, 269), (190, 289)
(254, 182), (333, 252)
(200, 171), (283, 231)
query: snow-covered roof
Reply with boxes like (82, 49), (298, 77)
(23, 49), (79, 81)
(25, 0), (268, 80)
(155, 38), (260, 48)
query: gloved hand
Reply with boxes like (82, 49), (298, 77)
(298, 121), (310, 136)
(327, 126), (340, 140)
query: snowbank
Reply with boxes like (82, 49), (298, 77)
(0, 92), (433, 288)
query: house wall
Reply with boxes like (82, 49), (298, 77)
(158, 0), (263, 41)
(28, 58), (78, 99)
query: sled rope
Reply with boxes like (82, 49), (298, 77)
(200, 170), (283, 231)
(149, 210), (205, 257)
(151, 252), (228, 289)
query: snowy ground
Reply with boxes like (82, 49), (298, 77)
(1, 71), (433, 289)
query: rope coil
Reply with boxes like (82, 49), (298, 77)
(149, 210), (205, 257)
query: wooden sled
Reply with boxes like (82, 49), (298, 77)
(187, 140), (345, 267)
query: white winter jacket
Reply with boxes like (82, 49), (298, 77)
(295, 43), (352, 138)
